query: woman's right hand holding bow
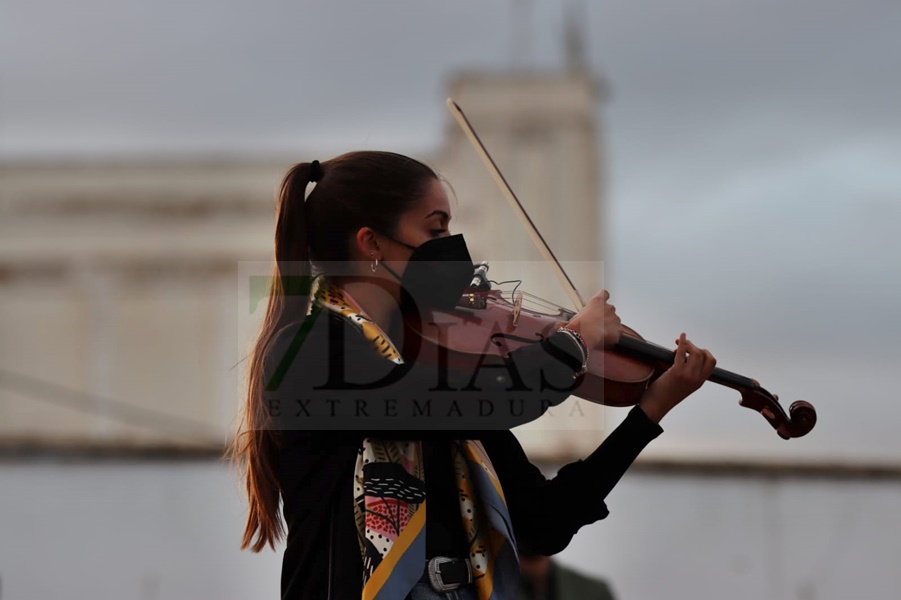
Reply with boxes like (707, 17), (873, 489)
(564, 290), (623, 350)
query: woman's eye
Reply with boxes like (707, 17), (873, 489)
(430, 229), (448, 237)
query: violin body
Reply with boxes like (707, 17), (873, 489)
(404, 288), (654, 407)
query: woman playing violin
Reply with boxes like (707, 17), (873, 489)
(231, 151), (716, 600)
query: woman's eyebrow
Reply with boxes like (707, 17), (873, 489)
(423, 210), (450, 222)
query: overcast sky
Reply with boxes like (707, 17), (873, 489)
(2, 0), (900, 462)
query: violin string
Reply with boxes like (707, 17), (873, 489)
(482, 282), (574, 317)
(520, 292), (566, 312)
(484, 280), (574, 316)
(487, 279), (523, 298)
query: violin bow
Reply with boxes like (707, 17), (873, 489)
(446, 99), (586, 312)
(445, 98), (816, 439)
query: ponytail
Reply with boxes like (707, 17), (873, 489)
(227, 161), (316, 552)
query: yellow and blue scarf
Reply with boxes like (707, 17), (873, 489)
(313, 281), (520, 600)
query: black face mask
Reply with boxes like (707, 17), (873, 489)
(380, 233), (475, 310)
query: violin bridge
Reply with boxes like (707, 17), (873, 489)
(511, 291), (523, 327)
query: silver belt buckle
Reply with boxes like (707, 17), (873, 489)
(427, 556), (471, 592)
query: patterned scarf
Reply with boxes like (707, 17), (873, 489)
(312, 280), (520, 600)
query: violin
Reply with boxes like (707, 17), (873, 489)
(404, 100), (816, 440)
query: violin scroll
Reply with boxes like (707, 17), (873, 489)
(738, 386), (817, 439)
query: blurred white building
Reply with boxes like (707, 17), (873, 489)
(0, 69), (608, 458)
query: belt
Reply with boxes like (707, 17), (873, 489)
(418, 556), (473, 592)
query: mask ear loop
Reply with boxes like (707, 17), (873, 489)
(379, 259), (404, 282)
(371, 235), (408, 282)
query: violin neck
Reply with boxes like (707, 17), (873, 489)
(614, 335), (758, 391)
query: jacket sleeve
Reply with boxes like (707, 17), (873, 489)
(264, 310), (588, 434)
(479, 405), (663, 555)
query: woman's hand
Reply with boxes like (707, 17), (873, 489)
(638, 333), (717, 423)
(564, 290), (623, 349)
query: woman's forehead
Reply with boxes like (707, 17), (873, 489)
(410, 179), (452, 220)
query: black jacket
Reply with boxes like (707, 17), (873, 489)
(265, 309), (662, 600)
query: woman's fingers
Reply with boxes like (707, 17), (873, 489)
(674, 333), (687, 363)
(703, 348), (717, 374)
(672, 334), (716, 383)
(695, 348), (715, 382)
(683, 338), (705, 377)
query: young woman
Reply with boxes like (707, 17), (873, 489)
(231, 151), (716, 600)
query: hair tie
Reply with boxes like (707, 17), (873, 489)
(309, 160), (323, 183)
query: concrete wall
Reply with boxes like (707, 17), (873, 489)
(2, 459), (897, 600)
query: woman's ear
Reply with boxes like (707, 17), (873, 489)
(353, 227), (382, 261)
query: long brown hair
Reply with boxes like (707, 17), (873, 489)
(229, 151), (439, 551)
